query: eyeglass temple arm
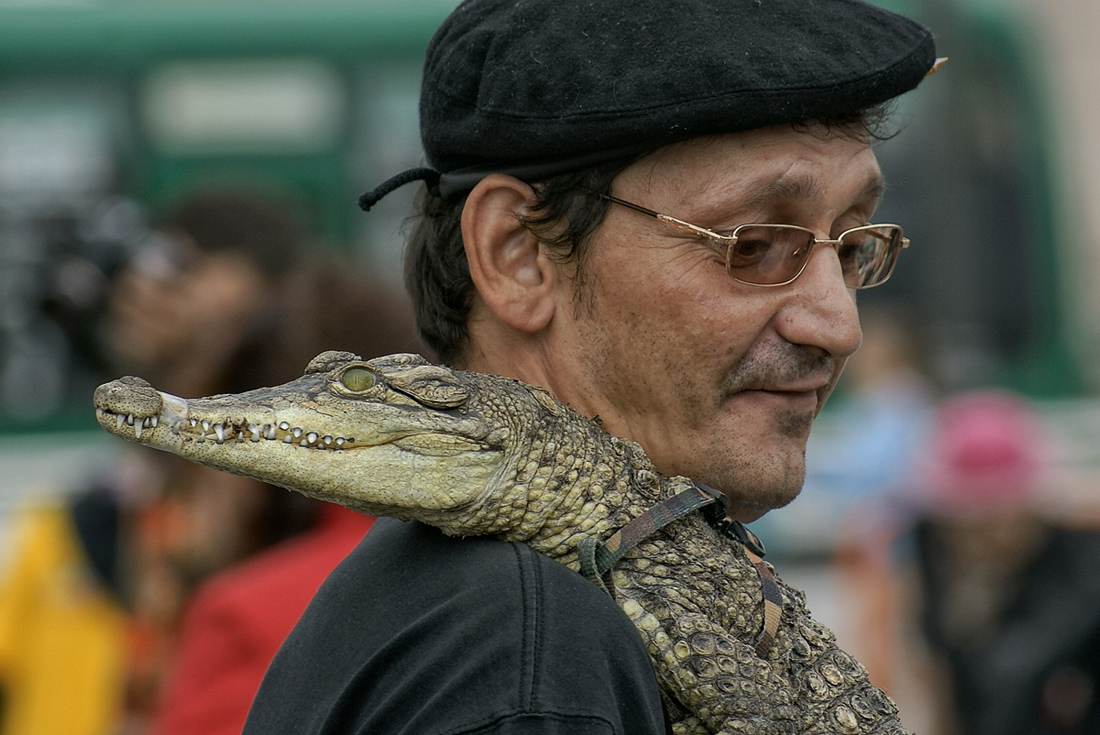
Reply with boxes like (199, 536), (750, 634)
(600, 194), (728, 240)
(600, 194), (661, 218)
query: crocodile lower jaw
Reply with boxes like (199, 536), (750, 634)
(95, 403), (360, 450)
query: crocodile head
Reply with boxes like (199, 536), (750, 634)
(93, 351), (568, 533)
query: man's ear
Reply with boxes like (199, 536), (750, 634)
(461, 174), (556, 334)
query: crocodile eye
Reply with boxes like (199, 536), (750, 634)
(340, 367), (378, 392)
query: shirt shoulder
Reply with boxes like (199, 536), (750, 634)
(244, 518), (667, 735)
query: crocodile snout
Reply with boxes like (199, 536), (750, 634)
(94, 376), (163, 419)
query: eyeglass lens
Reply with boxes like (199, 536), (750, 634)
(727, 225), (901, 288)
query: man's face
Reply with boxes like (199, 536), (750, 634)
(539, 126), (880, 520)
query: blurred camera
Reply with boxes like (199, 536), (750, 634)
(34, 196), (161, 373)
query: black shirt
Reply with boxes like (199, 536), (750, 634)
(243, 518), (669, 735)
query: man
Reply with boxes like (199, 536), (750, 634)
(243, 0), (939, 732)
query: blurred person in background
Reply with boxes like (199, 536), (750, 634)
(762, 305), (938, 556)
(905, 390), (1100, 735)
(149, 247), (421, 593)
(101, 192), (318, 729)
(814, 306), (936, 513)
(0, 190), (299, 735)
(0, 190), (417, 735)
(150, 254), (419, 735)
(101, 190), (301, 400)
(817, 304), (938, 507)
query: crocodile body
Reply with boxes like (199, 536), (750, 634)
(93, 351), (907, 734)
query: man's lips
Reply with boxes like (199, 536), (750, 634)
(730, 379), (832, 410)
(738, 387), (820, 403)
(756, 383), (828, 394)
(737, 376), (832, 395)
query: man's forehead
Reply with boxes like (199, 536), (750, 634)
(622, 131), (884, 212)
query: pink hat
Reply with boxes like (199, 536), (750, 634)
(922, 390), (1045, 511)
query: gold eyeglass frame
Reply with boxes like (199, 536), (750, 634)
(600, 194), (909, 289)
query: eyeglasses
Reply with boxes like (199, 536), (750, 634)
(601, 194), (909, 289)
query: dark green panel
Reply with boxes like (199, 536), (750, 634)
(0, 2), (451, 70)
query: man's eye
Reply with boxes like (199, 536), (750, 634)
(728, 238), (773, 265)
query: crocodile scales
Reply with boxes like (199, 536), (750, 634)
(93, 350), (908, 734)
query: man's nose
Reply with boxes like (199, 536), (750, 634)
(773, 243), (862, 358)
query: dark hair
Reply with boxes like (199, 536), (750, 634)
(404, 158), (632, 365)
(159, 191), (302, 281)
(404, 109), (892, 365)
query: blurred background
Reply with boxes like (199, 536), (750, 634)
(0, 0), (1097, 734)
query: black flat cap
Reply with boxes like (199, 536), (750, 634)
(360, 0), (938, 207)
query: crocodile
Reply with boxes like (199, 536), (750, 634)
(93, 350), (907, 735)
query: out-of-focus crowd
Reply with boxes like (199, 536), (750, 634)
(778, 307), (1100, 735)
(0, 190), (420, 735)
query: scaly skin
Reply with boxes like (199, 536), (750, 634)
(93, 351), (909, 734)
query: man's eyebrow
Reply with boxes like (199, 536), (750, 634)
(855, 174), (888, 209)
(736, 173), (886, 212)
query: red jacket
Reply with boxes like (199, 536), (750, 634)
(153, 505), (374, 735)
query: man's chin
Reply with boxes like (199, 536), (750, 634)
(713, 456), (805, 522)
(730, 486), (800, 523)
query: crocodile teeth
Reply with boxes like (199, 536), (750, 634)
(116, 414), (126, 431)
(135, 416), (157, 439)
(152, 417), (350, 450)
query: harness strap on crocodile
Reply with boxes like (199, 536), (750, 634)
(577, 482), (783, 658)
